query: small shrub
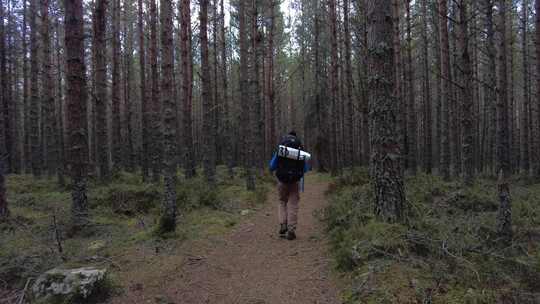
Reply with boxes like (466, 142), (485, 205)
(91, 184), (160, 215)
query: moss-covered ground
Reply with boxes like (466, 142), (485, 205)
(0, 166), (271, 301)
(323, 168), (540, 303)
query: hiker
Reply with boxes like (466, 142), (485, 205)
(269, 131), (311, 240)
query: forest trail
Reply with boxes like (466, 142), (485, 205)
(114, 176), (342, 304)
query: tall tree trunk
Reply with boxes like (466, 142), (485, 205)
(0, 0), (7, 217)
(361, 1), (370, 167)
(368, 0), (406, 223)
(421, 0), (432, 174)
(405, 0), (417, 174)
(521, 0), (531, 176)
(111, 0), (122, 171)
(265, 0), (276, 158)
(212, 0), (221, 166)
(29, 0), (42, 177)
(508, 1), (517, 173)
(392, 0), (405, 170)
(149, 0), (161, 182)
(495, 0), (512, 242)
(64, 0), (89, 230)
(239, 0), (255, 190)
(251, 0), (263, 172)
(180, 0), (195, 178)
(138, 0), (149, 181)
(220, 0), (233, 176)
(533, 0), (540, 178)
(328, 0), (339, 174)
(158, 0), (177, 233)
(449, 3), (461, 177)
(431, 0), (442, 172)
(200, 0), (216, 184)
(439, 0), (451, 180)
(458, 0), (474, 185)
(313, 2), (328, 171)
(485, 0), (497, 175)
(344, 0), (354, 168)
(41, 0), (59, 178)
(123, 0), (135, 172)
(54, 17), (66, 186)
(93, 0), (109, 181)
(22, 0), (30, 173)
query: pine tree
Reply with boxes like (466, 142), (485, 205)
(0, 0), (7, 217)
(64, 0), (89, 230)
(485, 0), (497, 175)
(149, 0), (161, 182)
(458, 0), (474, 185)
(29, 0), (42, 177)
(368, 0), (407, 223)
(138, 0), (149, 181)
(201, 0), (216, 184)
(42, 0), (59, 178)
(406, 0), (417, 174)
(93, 0), (110, 181)
(157, 0), (177, 233)
(111, 0), (122, 171)
(533, 0), (540, 178)
(495, 0), (512, 242)
(439, 0), (451, 180)
(521, 0), (531, 176)
(180, 0), (195, 178)
(239, 0), (255, 190)
(421, 0), (432, 174)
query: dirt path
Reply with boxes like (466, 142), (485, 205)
(114, 178), (341, 304)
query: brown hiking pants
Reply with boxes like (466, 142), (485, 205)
(278, 182), (300, 231)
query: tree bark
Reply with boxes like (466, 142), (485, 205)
(367, 0), (406, 223)
(344, 0), (354, 168)
(111, 0), (122, 171)
(220, 0), (233, 176)
(180, 0), (195, 178)
(41, 0), (59, 178)
(93, 0), (110, 181)
(29, 0), (42, 177)
(405, 0), (417, 174)
(200, 0), (216, 184)
(392, 0), (406, 171)
(250, 0), (263, 173)
(149, 0), (161, 182)
(485, 0), (497, 175)
(533, 0), (540, 178)
(328, 0), (339, 173)
(421, 0), (432, 174)
(458, 0), (474, 185)
(239, 0), (255, 190)
(495, 0), (512, 242)
(158, 0), (177, 233)
(439, 0), (451, 180)
(0, 0), (7, 217)
(138, 0), (149, 181)
(64, 0), (89, 230)
(521, 0), (531, 175)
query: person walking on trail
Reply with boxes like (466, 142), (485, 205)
(269, 131), (311, 240)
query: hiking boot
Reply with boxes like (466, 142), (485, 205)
(279, 224), (288, 236)
(286, 230), (296, 240)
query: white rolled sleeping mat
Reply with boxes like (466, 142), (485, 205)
(278, 145), (311, 161)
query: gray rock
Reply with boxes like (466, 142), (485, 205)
(32, 267), (107, 302)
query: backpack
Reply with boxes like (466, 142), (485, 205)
(276, 135), (305, 184)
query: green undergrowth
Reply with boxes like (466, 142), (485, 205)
(1, 166), (271, 295)
(324, 168), (540, 303)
